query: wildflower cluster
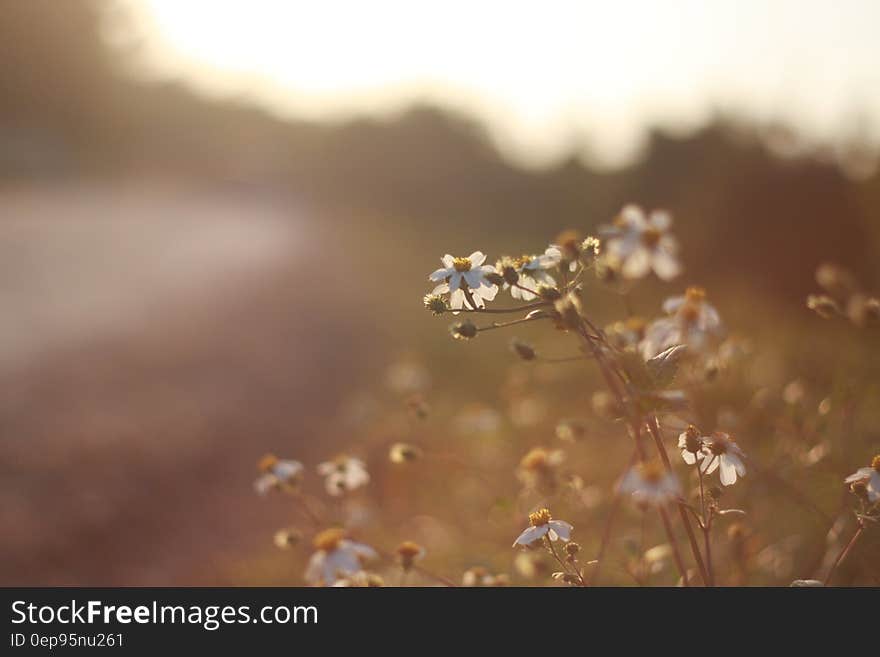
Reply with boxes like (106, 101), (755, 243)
(249, 203), (877, 587)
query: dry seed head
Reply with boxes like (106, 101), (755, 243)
(313, 528), (346, 552)
(423, 294), (448, 315)
(850, 480), (869, 500)
(538, 285), (562, 301)
(565, 542), (581, 556)
(528, 508), (553, 527)
(496, 256), (521, 285)
(684, 425), (703, 453)
(554, 295), (582, 329)
(582, 235), (600, 256)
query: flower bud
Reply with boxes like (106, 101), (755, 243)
(510, 338), (537, 361)
(538, 285), (562, 302)
(806, 294), (840, 319)
(484, 271), (505, 287)
(450, 320), (478, 340)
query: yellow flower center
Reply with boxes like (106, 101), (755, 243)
(625, 316), (647, 333)
(529, 508), (553, 527)
(685, 286), (706, 303)
(453, 257), (472, 272)
(396, 541), (424, 560)
(512, 254), (533, 270)
(258, 453), (279, 472)
(520, 447), (549, 471)
(641, 226), (662, 248)
(872, 454), (880, 472)
(313, 528), (346, 552)
(638, 460), (666, 484)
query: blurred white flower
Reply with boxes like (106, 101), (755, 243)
(429, 251), (499, 311)
(385, 360), (430, 393)
(454, 404), (502, 435)
(677, 425), (706, 465)
(641, 286), (723, 358)
(516, 446), (564, 490)
(845, 455), (880, 502)
(332, 571), (384, 587)
(619, 461), (681, 506)
(700, 432), (747, 486)
(513, 508), (573, 547)
(462, 567), (509, 587)
(253, 454), (304, 495)
(600, 205), (681, 281)
(509, 246), (562, 301)
(317, 455), (370, 496)
(304, 528), (378, 586)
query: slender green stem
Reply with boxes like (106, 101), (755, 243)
(824, 520), (865, 586)
(476, 315), (548, 332)
(658, 506), (690, 587)
(546, 536), (586, 586)
(647, 417), (710, 587)
(454, 301), (549, 315)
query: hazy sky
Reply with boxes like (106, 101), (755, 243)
(113, 0), (880, 167)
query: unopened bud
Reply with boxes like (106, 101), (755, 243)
(450, 320), (478, 340)
(510, 338), (537, 361)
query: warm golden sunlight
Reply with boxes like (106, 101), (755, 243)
(117, 0), (880, 166)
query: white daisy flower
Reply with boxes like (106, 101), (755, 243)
(512, 508), (573, 547)
(428, 251), (499, 311)
(253, 454), (304, 495)
(844, 455), (880, 503)
(700, 432), (747, 486)
(641, 286), (723, 358)
(506, 246), (562, 301)
(304, 528), (378, 586)
(677, 425), (706, 465)
(619, 461), (682, 506)
(317, 455), (370, 496)
(600, 205), (682, 281)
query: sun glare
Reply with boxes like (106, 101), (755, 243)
(117, 0), (880, 167)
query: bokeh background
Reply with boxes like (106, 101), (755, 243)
(1, 0), (878, 585)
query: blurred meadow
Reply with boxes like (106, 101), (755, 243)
(0, 0), (878, 586)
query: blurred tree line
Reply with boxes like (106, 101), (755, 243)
(1, 0), (878, 304)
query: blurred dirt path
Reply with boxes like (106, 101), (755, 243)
(0, 179), (365, 585)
